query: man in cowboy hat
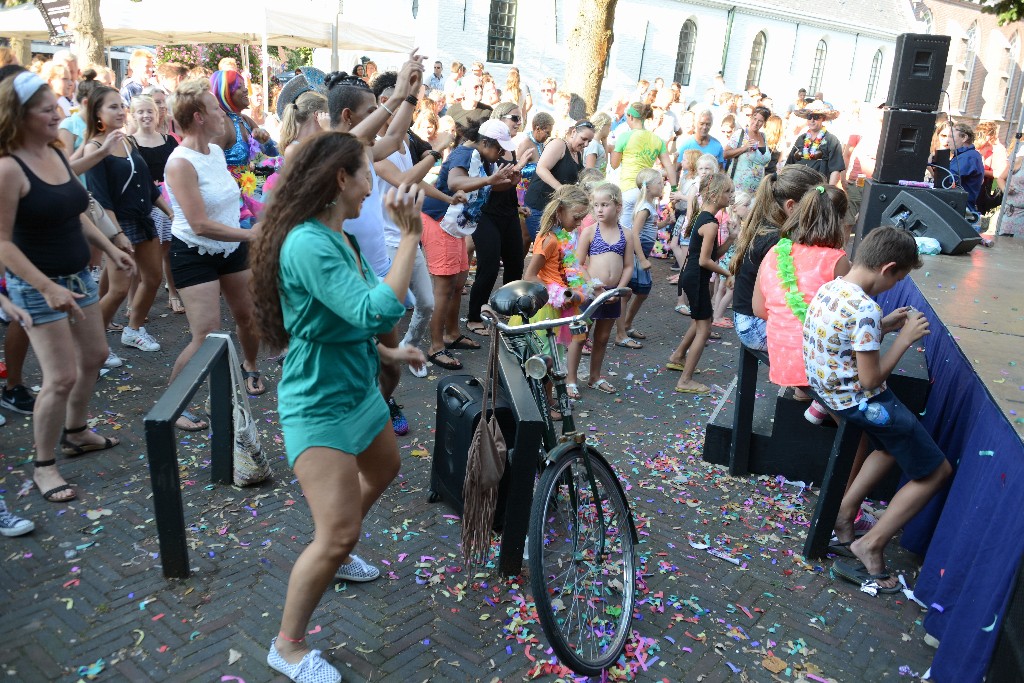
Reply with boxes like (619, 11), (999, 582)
(786, 100), (846, 186)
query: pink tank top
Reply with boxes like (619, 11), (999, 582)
(759, 243), (845, 387)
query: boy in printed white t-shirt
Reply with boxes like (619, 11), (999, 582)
(803, 227), (951, 594)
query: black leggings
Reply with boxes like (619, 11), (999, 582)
(468, 211), (524, 323)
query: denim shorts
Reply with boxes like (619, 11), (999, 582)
(734, 312), (768, 351)
(525, 206), (543, 240)
(836, 389), (947, 480)
(5, 268), (99, 325)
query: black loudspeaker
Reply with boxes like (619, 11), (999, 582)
(988, 555), (1024, 682)
(873, 110), (937, 184)
(853, 179), (979, 256)
(886, 33), (951, 112)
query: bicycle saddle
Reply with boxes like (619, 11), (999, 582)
(489, 280), (549, 318)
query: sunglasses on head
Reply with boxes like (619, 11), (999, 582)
(502, 114), (522, 123)
(574, 120), (595, 131)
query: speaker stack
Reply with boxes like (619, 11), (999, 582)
(853, 33), (979, 256)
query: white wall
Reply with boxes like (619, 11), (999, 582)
(417, 0), (896, 112)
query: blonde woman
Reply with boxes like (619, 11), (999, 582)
(503, 66), (532, 122)
(40, 61), (73, 119)
(278, 91), (329, 152)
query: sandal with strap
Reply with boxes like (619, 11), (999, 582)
(60, 424), (119, 457)
(33, 459), (77, 502)
(241, 365), (266, 396)
(428, 349), (462, 370)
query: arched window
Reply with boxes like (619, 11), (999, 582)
(809, 40), (827, 94)
(865, 49), (883, 102)
(486, 0), (518, 64)
(674, 20), (697, 87)
(1001, 32), (1020, 118)
(958, 22), (978, 111)
(920, 8), (933, 34)
(746, 32), (767, 90)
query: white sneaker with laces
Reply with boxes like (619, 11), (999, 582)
(122, 326), (161, 352)
(334, 554), (380, 582)
(0, 500), (34, 537)
(267, 639), (341, 683)
(104, 350), (123, 368)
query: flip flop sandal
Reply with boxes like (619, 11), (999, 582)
(548, 402), (562, 421)
(241, 366), (267, 395)
(32, 459), (77, 503)
(708, 332), (722, 340)
(581, 340), (592, 356)
(565, 383), (581, 400)
(107, 321), (123, 332)
(832, 559), (902, 594)
(176, 410), (208, 432)
(674, 384), (710, 394)
(828, 540), (858, 559)
(615, 338), (643, 349)
(712, 319), (734, 328)
(169, 296), (186, 314)
(466, 323), (490, 337)
(428, 350), (463, 370)
(626, 328), (647, 340)
(589, 378), (616, 394)
(445, 334), (480, 350)
(60, 425), (119, 457)
(666, 362), (686, 372)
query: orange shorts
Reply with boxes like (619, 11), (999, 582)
(421, 213), (469, 276)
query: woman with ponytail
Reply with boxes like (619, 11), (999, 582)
(729, 165), (824, 350)
(609, 101), (678, 193)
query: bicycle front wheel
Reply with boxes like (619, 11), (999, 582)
(528, 447), (636, 675)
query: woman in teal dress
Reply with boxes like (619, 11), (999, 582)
(250, 131), (425, 683)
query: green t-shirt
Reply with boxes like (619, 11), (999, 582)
(614, 128), (666, 191)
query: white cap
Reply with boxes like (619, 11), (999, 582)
(479, 119), (517, 152)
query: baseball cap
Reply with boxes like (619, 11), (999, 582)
(479, 119), (517, 152)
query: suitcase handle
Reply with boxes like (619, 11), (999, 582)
(443, 383), (473, 414)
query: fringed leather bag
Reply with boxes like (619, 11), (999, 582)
(461, 338), (507, 565)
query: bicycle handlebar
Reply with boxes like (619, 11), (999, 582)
(481, 287), (632, 335)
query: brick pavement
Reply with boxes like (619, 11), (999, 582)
(0, 259), (937, 682)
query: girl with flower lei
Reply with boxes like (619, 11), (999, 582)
(518, 185), (596, 416)
(752, 184), (851, 405)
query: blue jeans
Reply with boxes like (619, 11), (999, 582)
(5, 268), (98, 325)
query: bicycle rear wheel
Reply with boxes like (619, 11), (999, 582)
(528, 447), (636, 675)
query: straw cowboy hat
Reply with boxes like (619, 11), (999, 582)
(794, 100), (840, 120)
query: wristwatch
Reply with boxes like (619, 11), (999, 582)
(426, 150), (442, 162)
(405, 95), (418, 107)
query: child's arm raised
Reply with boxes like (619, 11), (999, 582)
(856, 310), (929, 390)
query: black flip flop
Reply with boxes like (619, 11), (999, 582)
(827, 540), (857, 559)
(241, 365), (266, 395)
(428, 350), (463, 370)
(445, 334), (480, 350)
(832, 560), (902, 594)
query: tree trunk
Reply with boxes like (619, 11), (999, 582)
(564, 0), (618, 116)
(10, 37), (31, 66)
(70, 0), (104, 66)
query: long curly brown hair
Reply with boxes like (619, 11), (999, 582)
(249, 131), (367, 351)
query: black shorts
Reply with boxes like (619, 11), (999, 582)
(121, 216), (157, 245)
(170, 237), (249, 289)
(680, 269), (713, 320)
(590, 298), (621, 320)
(836, 389), (947, 480)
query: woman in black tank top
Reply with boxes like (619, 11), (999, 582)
(0, 74), (134, 504)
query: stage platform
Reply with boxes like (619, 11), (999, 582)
(910, 235), (1024, 440)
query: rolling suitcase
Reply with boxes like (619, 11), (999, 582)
(429, 374), (517, 526)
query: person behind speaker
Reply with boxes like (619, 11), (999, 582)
(945, 123), (985, 219)
(802, 227), (952, 594)
(785, 100), (846, 187)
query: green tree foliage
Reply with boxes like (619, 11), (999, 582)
(981, 0), (1022, 25)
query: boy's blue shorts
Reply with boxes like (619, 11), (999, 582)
(836, 389), (947, 480)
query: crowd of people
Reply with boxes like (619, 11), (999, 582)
(0, 41), (1020, 682)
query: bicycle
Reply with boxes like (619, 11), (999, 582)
(481, 280), (639, 675)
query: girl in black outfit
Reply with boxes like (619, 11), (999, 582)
(672, 172), (734, 394)
(129, 94), (183, 313)
(465, 102), (534, 335)
(0, 73), (134, 503)
(85, 87), (173, 353)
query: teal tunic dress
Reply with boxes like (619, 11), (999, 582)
(277, 219), (406, 467)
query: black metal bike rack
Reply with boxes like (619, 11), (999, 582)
(143, 334), (235, 578)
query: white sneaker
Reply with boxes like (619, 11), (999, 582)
(334, 554), (380, 582)
(0, 499), (34, 537)
(122, 326), (161, 352)
(104, 350), (123, 368)
(267, 639), (341, 683)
